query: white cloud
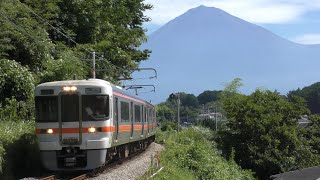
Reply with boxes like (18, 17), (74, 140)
(144, 0), (320, 25)
(292, 34), (320, 44)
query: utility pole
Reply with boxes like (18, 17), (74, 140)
(215, 106), (218, 131)
(202, 104), (205, 126)
(92, 51), (96, 79)
(170, 93), (180, 132)
(177, 94), (180, 132)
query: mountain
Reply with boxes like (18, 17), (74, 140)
(133, 5), (320, 103)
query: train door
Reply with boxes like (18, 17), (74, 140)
(59, 93), (81, 145)
(147, 108), (150, 135)
(114, 97), (119, 141)
(151, 109), (154, 132)
(130, 102), (134, 138)
(141, 105), (144, 137)
(154, 109), (157, 131)
(144, 107), (147, 137)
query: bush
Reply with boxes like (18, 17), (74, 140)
(219, 89), (320, 179)
(0, 121), (41, 179)
(0, 59), (35, 103)
(0, 98), (34, 122)
(152, 163), (196, 180)
(40, 57), (89, 83)
(159, 120), (177, 131)
(154, 128), (254, 180)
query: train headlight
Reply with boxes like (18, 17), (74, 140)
(63, 86), (71, 91)
(88, 127), (96, 133)
(47, 129), (54, 134)
(70, 86), (77, 91)
(62, 86), (77, 91)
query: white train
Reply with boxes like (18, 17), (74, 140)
(35, 79), (156, 170)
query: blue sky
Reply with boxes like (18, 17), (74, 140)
(143, 0), (320, 44)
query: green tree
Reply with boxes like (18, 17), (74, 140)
(179, 93), (199, 108)
(0, 59), (34, 103)
(156, 103), (175, 122)
(197, 90), (222, 105)
(305, 115), (320, 155)
(0, 0), (152, 81)
(39, 56), (89, 83)
(288, 82), (320, 114)
(52, 0), (152, 81)
(0, 0), (55, 71)
(218, 87), (319, 179)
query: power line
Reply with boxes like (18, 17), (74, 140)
(13, 0), (87, 52)
(15, 0), (131, 75)
(4, 1), (151, 84)
(0, 11), (83, 62)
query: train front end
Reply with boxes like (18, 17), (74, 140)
(35, 79), (112, 171)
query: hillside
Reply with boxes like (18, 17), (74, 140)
(136, 5), (320, 103)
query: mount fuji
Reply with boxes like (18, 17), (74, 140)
(133, 5), (320, 103)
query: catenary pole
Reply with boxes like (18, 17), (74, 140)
(92, 51), (96, 79)
(177, 94), (180, 132)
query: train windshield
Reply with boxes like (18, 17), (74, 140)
(61, 94), (79, 122)
(35, 96), (58, 122)
(82, 95), (109, 121)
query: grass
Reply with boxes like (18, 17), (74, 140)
(148, 127), (255, 180)
(0, 120), (42, 179)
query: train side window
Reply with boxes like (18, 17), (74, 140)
(130, 102), (133, 122)
(114, 98), (118, 121)
(134, 105), (141, 122)
(151, 109), (154, 123)
(144, 107), (147, 123)
(148, 108), (152, 123)
(120, 101), (129, 122)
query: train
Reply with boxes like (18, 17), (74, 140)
(35, 79), (156, 171)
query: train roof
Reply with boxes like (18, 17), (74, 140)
(36, 79), (112, 87)
(36, 79), (154, 107)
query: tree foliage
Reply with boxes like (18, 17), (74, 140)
(0, 59), (34, 103)
(156, 103), (175, 122)
(218, 87), (319, 179)
(197, 90), (222, 105)
(158, 93), (201, 124)
(40, 57), (89, 83)
(288, 82), (320, 114)
(155, 128), (254, 180)
(0, 0), (55, 71)
(179, 93), (199, 108)
(0, 0), (152, 82)
(305, 115), (320, 155)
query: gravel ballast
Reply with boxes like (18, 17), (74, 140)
(21, 143), (164, 180)
(88, 142), (164, 180)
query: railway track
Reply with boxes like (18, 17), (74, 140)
(87, 148), (147, 178)
(39, 148), (147, 180)
(40, 174), (86, 180)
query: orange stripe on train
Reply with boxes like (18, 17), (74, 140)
(36, 125), (156, 134)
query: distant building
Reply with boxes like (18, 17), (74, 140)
(198, 112), (222, 120)
(298, 115), (310, 127)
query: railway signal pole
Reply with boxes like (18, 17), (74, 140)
(215, 105), (217, 131)
(92, 51), (96, 79)
(170, 93), (180, 132)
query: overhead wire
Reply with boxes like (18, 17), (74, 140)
(13, 0), (92, 54)
(0, 11), (83, 62)
(4, 1), (156, 95)
(14, 0), (130, 75)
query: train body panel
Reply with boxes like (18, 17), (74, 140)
(35, 79), (156, 171)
